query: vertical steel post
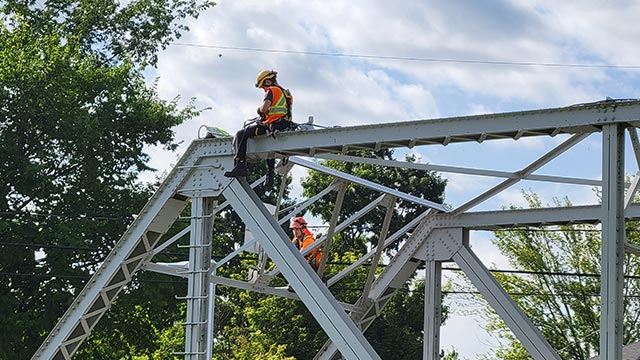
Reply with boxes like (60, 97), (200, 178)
(206, 269), (217, 360)
(600, 124), (625, 360)
(423, 260), (442, 360)
(184, 197), (215, 360)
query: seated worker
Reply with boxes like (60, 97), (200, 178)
(289, 216), (322, 272)
(224, 70), (293, 186)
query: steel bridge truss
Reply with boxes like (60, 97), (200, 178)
(32, 100), (640, 360)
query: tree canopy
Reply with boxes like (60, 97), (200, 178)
(1, 1), (460, 357)
(463, 192), (640, 359)
(199, 151), (455, 359)
(302, 150), (447, 254)
(0, 0), (214, 357)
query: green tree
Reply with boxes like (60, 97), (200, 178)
(149, 150), (453, 358)
(366, 279), (435, 359)
(299, 150), (450, 359)
(0, 0), (214, 357)
(212, 252), (455, 360)
(302, 150), (447, 254)
(474, 192), (640, 359)
(203, 165), (305, 358)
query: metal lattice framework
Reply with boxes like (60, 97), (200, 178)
(31, 100), (640, 360)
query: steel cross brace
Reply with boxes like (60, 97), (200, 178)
(414, 226), (561, 359)
(450, 242), (561, 359)
(222, 179), (381, 360)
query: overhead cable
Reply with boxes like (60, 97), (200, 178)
(173, 43), (640, 70)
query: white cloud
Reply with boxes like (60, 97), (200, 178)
(141, 1), (640, 356)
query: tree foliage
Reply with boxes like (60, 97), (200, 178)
(474, 192), (640, 359)
(198, 150), (456, 359)
(211, 251), (451, 360)
(1, 1), (459, 356)
(0, 0), (214, 357)
(298, 150), (451, 358)
(302, 149), (447, 254)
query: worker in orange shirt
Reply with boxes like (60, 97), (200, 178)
(224, 70), (293, 187)
(289, 216), (321, 272)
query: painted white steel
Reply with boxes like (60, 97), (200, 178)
(317, 182), (347, 278)
(33, 101), (640, 359)
(267, 193), (388, 279)
(223, 179), (381, 360)
(184, 197), (215, 360)
(315, 153), (601, 187)
(361, 196), (395, 300)
(600, 125), (625, 360)
(206, 280), (216, 360)
(435, 204), (640, 229)
(31, 173), (190, 360)
(248, 100), (640, 156)
(453, 245), (561, 360)
(327, 210), (431, 287)
(423, 261), (442, 360)
(289, 156), (449, 213)
(453, 133), (589, 214)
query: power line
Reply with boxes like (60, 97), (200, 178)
(172, 43), (640, 70)
(441, 290), (640, 299)
(5, 262), (640, 282)
(7, 241), (640, 280)
(0, 211), (131, 222)
(5, 271), (638, 299)
(1, 241), (108, 252)
(442, 266), (640, 280)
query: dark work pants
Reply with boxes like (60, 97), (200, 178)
(233, 119), (290, 161)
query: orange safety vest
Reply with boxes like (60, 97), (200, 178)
(292, 229), (322, 266)
(263, 86), (292, 124)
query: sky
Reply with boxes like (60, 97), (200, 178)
(141, 1), (640, 358)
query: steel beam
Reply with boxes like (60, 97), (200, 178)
(289, 156), (449, 212)
(278, 179), (341, 225)
(34, 101), (640, 360)
(434, 204), (640, 230)
(361, 195), (395, 301)
(327, 209), (431, 287)
(316, 153), (601, 187)
(424, 261), (442, 360)
(453, 133), (589, 214)
(31, 193), (189, 360)
(600, 124), (625, 360)
(318, 181), (347, 277)
(314, 213), (431, 360)
(268, 193), (388, 279)
(222, 179), (381, 360)
(245, 100), (640, 156)
(182, 197), (215, 359)
(453, 245), (560, 360)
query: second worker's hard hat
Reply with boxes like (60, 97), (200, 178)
(255, 70), (277, 88)
(289, 216), (307, 229)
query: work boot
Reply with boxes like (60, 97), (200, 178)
(224, 161), (247, 178)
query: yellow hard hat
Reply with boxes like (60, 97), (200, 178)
(255, 70), (277, 88)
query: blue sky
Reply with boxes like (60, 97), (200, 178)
(141, 1), (640, 357)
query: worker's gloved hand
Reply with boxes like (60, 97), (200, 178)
(257, 108), (266, 121)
